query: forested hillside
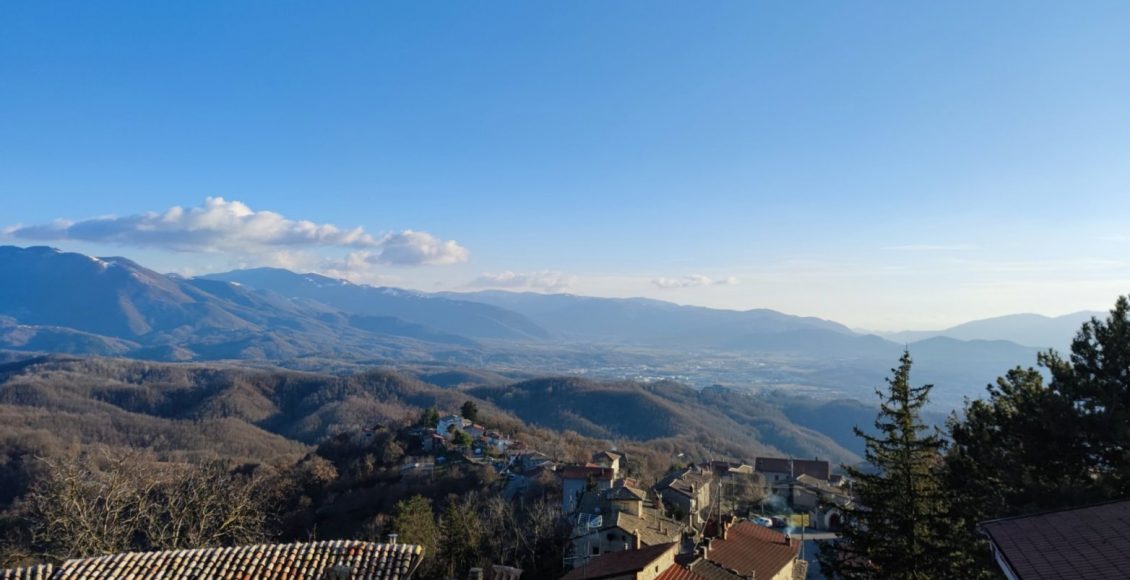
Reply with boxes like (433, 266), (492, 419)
(0, 355), (857, 512)
(468, 377), (858, 464)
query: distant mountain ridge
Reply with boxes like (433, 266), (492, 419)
(0, 246), (482, 361)
(3, 245), (878, 361)
(201, 268), (549, 341)
(881, 311), (1101, 352)
(439, 290), (855, 347)
(0, 245), (1050, 409)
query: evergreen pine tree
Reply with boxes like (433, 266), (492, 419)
(1041, 295), (1130, 497)
(391, 495), (438, 574)
(438, 495), (482, 578)
(418, 406), (440, 429)
(461, 400), (479, 423)
(820, 352), (964, 579)
(942, 295), (1130, 576)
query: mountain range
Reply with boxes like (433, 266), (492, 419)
(0, 245), (1083, 408)
(0, 246), (489, 362)
(438, 290), (854, 346)
(878, 311), (1100, 353)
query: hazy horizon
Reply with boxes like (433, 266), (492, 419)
(3, 2), (1128, 331)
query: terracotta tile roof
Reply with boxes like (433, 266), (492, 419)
(560, 465), (615, 481)
(655, 563), (709, 580)
(705, 521), (799, 579)
(560, 542), (676, 580)
(2, 541), (423, 580)
(0, 565), (54, 580)
(981, 500), (1130, 579)
(687, 558), (743, 580)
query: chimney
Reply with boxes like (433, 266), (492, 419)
(387, 533), (398, 546)
(633, 529), (641, 550)
(784, 533), (792, 547)
(703, 538), (712, 559)
(468, 568), (485, 580)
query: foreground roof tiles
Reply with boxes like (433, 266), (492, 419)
(705, 521), (799, 579)
(687, 558), (744, 580)
(0, 565), (54, 580)
(561, 542), (676, 580)
(981, 500), (1130, 579)
(654, 564), (709, 580)
(3, 541), (423, 580)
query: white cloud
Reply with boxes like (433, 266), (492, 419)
(5, 197), (376, 250)
(467, 270), (575, 292)
(650, 274), (739, 289)
(335, 231), (470, 270)
(366, 230), (469, 266)
(4, 197), (468, 267)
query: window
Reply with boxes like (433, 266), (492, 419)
(592, 546), (600, 555)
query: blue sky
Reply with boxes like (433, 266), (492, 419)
(2, 1), (1129, 330)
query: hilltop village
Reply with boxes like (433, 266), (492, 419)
(395, 405), (852, 579)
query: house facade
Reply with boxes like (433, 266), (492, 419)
(567, 483), (686, 568)
(561, 465), (616, 513)
(592, 451), (623, 477)
(655, 467), (713, 527)
(436, 414), (469, 435)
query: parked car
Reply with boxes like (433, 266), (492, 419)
(753, 516), (774, 527)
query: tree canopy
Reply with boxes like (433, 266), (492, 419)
(461, 401), (479, 423)
(820, 352), (970, 579)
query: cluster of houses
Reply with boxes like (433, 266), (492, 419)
(365, 413), (856, 579)
(557, 451), (855, 580)
(418, 414), (514, 455)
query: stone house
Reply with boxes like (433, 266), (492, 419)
(655, 467), (713, 527)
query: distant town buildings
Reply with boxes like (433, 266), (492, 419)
(560, 517), (807, 580)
